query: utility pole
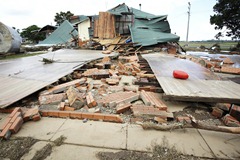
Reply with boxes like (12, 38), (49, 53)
(186, 2), (191, 42)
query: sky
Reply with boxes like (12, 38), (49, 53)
(0, 0), (230, 41)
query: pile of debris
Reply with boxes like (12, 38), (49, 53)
(176, 54), (240, 75)
(0, 107), (40, 139)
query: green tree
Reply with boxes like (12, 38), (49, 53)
(210, 0), (240, 40)
(54, 11), (74, 26)
(20, 25), (45, 43)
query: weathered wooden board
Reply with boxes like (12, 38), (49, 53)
(94, 12), (116, 39)
(143, 54), (240, 103)
(0, 49), (117, 108)
(158, 77), (240, 103)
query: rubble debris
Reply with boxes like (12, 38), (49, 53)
(140, 91), (167, 110)
(131, 105), (173, 120)
(0, 107), (24, 139)
(222, 114), (240, 127)
(230, 104), (240, 121)
(39, 110), (123, 123)
(44, 78), (87, 94)
(38, 93), (66, 105)
(97, 91), (139, 107)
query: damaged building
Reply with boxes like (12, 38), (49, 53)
(38, 3), (179, 48)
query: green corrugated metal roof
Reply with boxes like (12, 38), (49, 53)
(108, 3), (129, 15)
(39, 20), (78, 45)
(107, 3), (180, 46)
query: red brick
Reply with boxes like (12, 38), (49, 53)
(64, 106), (75, 111)
(176, 116), (191, 123)
(0, 108), (14, 113)
(59, 111), (70, 118)
(23, 107), (39, 121)
(48, 111), (59, 117)
(222, 114), (240, 127)
(230, 105), (240, 121)
(0, 123), (11, 139)
(82, 113), (94, 119)
(40, 110), (49, 117)
(69, 112), (82, 119)
(104, 114), (123, 123)
(32, 114), (41, 121)
(211, 107), (223, 118)
(9, 107), (21, 118)
(116, 103), (132, 114)
(9, 117), (23, 133)
(58, 102), (65, 111)
(10, 112), (22, 123)
(92, 113), (105, 120)
(0, 117), (11, 132)
(38, 93), (66, 105)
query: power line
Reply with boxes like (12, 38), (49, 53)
(186, 2), (191, 42)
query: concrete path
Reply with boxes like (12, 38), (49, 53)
(0, 116), (238, 159)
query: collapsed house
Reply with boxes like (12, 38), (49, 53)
(38, 3), (179, 48)
(0, 22), (22, 54)
(38, 20), (78, 46)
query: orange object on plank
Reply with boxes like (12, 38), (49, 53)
(173, 70), (189, 79)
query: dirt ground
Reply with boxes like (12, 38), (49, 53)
(97, 137), (209, 160)
(0, 137), (37, 160)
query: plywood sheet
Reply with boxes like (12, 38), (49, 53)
(143, 53), (240, 103)
(94, 12), (116, 39)
(0, 49), (117, 108)
(158, 77), (240, 103)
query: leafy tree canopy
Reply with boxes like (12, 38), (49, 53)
(210, 0), (240, 40)
(20, 25), (45, 43)
(54, 11), (74, 26)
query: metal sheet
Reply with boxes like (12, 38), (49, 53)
(0, 49), (117, 108)
(143, 53), (240, 103)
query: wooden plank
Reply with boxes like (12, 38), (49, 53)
(143, 53), (240, 103)
(158, 77), (240, 103)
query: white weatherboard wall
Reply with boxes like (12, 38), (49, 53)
(78, 19), (90, 41)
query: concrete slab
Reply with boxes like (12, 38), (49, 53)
(127, 124), (214, 158)
(198, 129), (240, 159)
(51, 119), (127, 149)
(45, 144), (119, 160)
(20, 141), (50, 160)
(14, 117), (66, 140)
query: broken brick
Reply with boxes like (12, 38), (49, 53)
(222, 114), (240, 127)
(47, 78), (87, 94)
(58, 102), (65, 111)
(230, 105), (240, 121)
(176, 116), (191, 123)
(8, 107), (22, 118)
(211, 107), (224, 118)
(9, 117), (24, 133)
(39, 93), (66, 105)
(0, 117), (11, 132)
(23, 107), (39, 122)
(64, 106), (75, 111)
(116, 103), (132, 114)
(0, 123), (11, 139)
(154, 116), (167, 123)
(32, 114), (41, 121)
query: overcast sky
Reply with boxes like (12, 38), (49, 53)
(0, 0), (229, 41)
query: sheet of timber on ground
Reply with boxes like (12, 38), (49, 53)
(143, 53), (240, 103)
